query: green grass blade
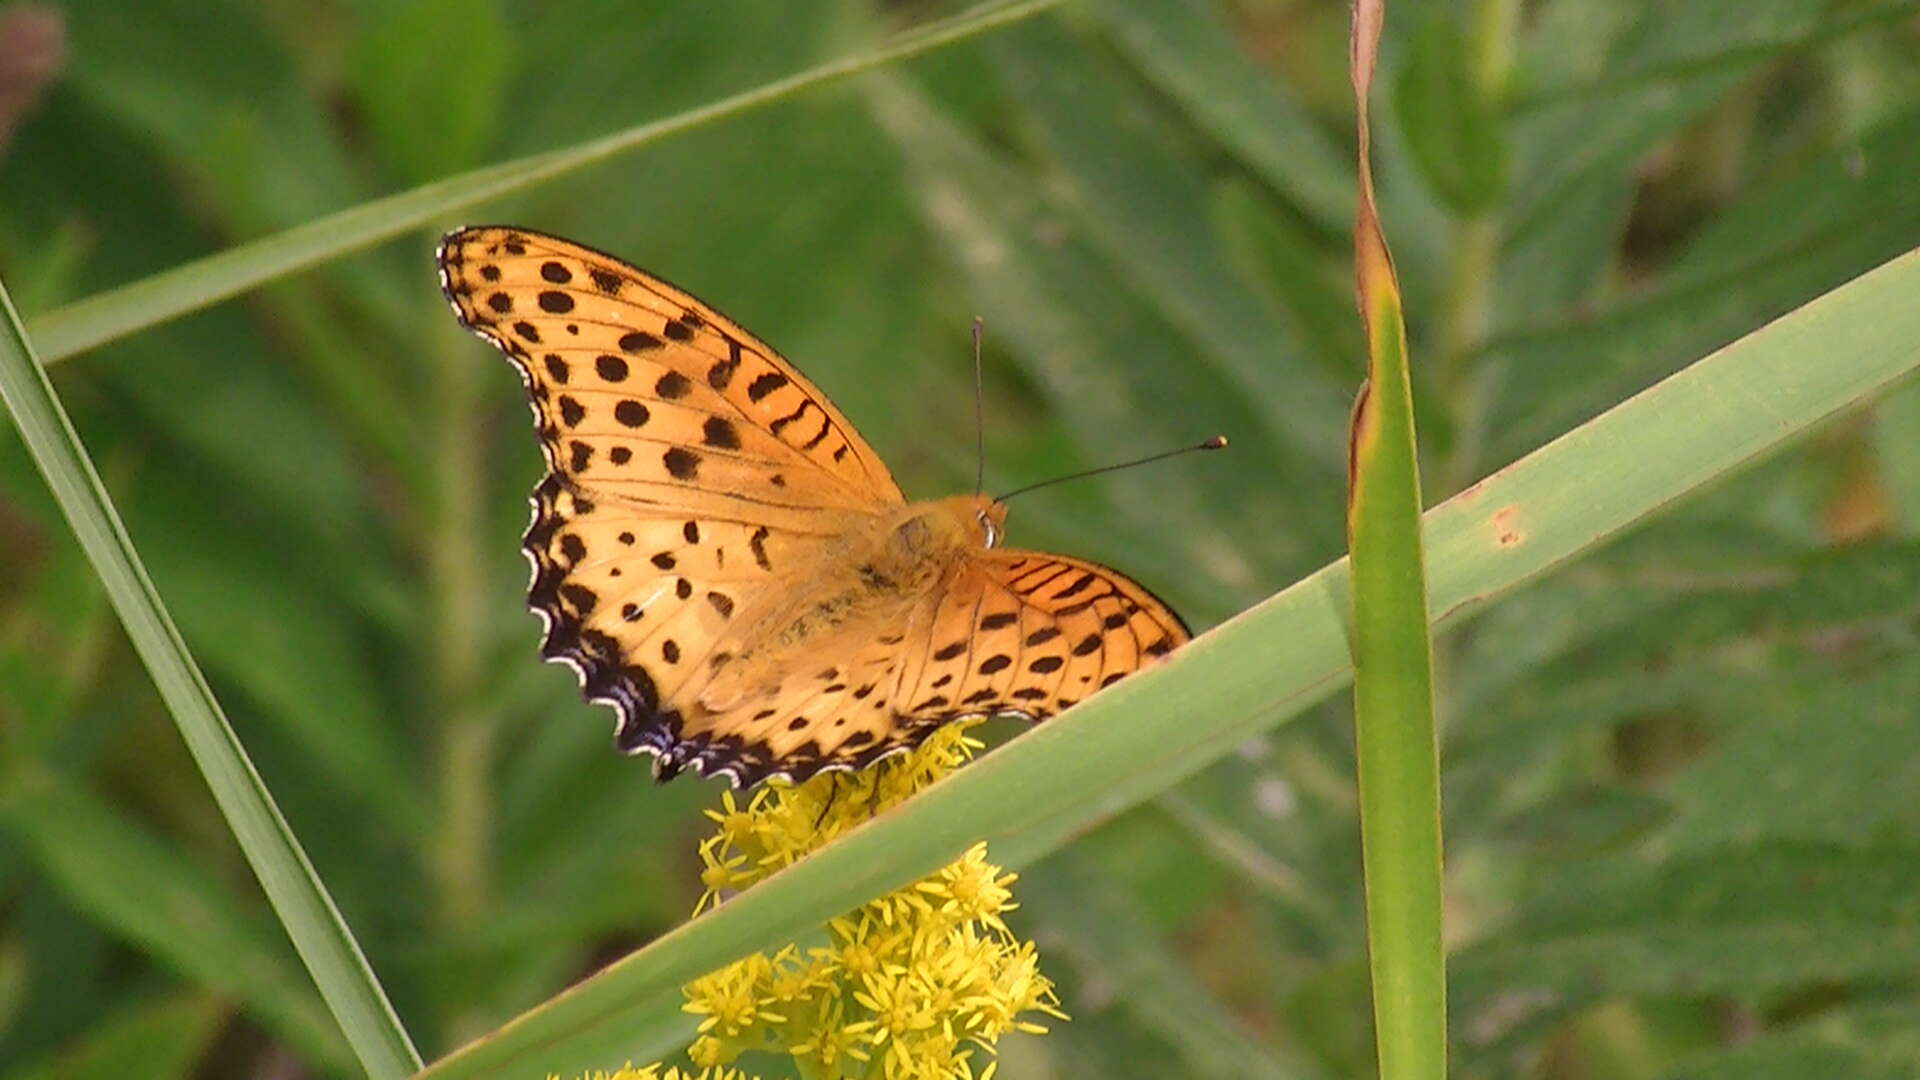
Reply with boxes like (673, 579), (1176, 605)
(1347, 4), (1446, 1075)
(25, 0), (1062, 366)
(0, 281), (421, 1079)
(987, 20), (1350, 466)
(1027, 850), (1328, 1079)
(417, 249), (1920, 1078)
(0, 992), (225, 1080)
(0, 767), (350, 1070)
(1091, 0), (1353, 230)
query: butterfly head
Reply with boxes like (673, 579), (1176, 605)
(967, 494), (1008, 549)
(922, 493), (1007, 551)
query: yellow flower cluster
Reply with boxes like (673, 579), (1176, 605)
(547, 1068), (756, 1080)
(681, 720), (1066, 1080)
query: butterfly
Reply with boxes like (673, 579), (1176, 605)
(436, 226), (1191, 787)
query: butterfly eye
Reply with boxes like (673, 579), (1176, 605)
(977, 511), (1000, 549)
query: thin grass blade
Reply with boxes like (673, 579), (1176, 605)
(26, 0), (1063, 366)
(1345, 3), (1445, 1077)
(0, 281), (421, 1079)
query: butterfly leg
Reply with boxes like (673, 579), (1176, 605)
(813, 773), (842, 829)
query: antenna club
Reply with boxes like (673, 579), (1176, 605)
(1201, 435), (1228, 450)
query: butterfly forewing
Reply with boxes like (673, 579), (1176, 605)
(438, 226), (903, 514)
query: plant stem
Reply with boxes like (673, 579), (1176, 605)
(1437, 0), (1520, 497)
(428, 305), (494, 1012)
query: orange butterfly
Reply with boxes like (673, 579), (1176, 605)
(437, 227), (1191, 786)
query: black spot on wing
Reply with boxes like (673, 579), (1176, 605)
(663, 447), (700, 480)
(747, 372), (787, 402)
(749, 527), (772, 570)
(703, 417), (742, 450)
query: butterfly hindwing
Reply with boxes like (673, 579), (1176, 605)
(518, 474), (835, 769)
(888, 550), (1190, 745)
(669, 549), (1192, 785)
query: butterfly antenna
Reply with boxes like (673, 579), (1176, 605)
(995, 436), (1228, 502)
(972, 316), (987, 496)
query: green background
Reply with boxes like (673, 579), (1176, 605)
(4, 0), (1920, 1076)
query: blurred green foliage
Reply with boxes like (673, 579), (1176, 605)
(4, 0), (1920, 1077)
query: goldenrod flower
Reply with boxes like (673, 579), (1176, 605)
(789, 997), (873, 1073)
(683, 720), (1062, 1079)
(548, 1065), (763, 1080)
(562, 722), (1057, 1080)
(683, 952), (779, 1039)
(917, 846), (1018, 933)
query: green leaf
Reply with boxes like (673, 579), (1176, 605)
(1875, 377), (1920, 534)
(1214, 180), (1367, 379)
(988, 19), (1350, 468)
(1488, 784), (1671, 858)
(1457, 842), (1920, 1065)
(1025, 848), (1327, 1080)
(0, 769), (346, 1070)
(1506, 0), (1828, 241)
(1, 992), (226, 1080)
(1659, 1001), (1920, 1080)
(1090, 0), (1353, 230)
(346, 0), (514, 185)
(1489, 101), (1920, 458)
(1660, 659), (1920, 851)
(1393, 12), (1509, 215)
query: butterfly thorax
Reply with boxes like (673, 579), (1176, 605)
(697, 495), (1006, 712)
